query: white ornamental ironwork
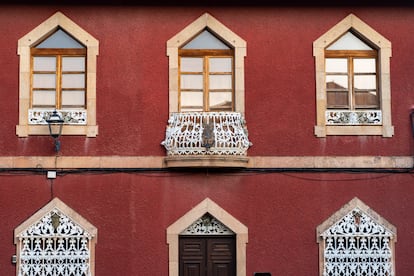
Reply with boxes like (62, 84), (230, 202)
(326, 110), (382, 125)
(321, 208), (394, 276)
(161, 112), (252, 156)
(17, 208), (94, 276)
(181, 213), (234, 235)
(29, 109), (87, 125)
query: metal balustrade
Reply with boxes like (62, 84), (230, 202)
(161, 112), (252, 156)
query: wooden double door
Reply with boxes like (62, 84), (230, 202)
(179, 236), (236, 276)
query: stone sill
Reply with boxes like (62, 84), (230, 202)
(164, 155), (249, 168)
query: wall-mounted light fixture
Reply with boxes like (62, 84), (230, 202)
(46, 110), (64, 152)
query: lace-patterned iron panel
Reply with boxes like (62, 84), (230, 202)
(181, 213), (234, 235)
(161, 112), (252, 156)
(321, 208), (394, 276)
(17, 208), (93, 276)
(326, 110), (382, 125)
(29, 109), (87, 125)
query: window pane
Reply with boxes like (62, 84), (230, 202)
(327, 91), (349, 108)
(327, 32), (373, 50)
(62, 74), (85, 88)
(326, 75), (348, 89)
(326, 58), (347, 73)
(209, 75), (232, 89)
(33, 57), (56, 71)
(181, 75), (203, 89)
(36, 29), (84, 49)
(209, 58), (232, 72)
(62, 57), (85, 71)
(209, 92), (232, 111)
(354, 58), (376, 73)
(62, 90), (85, 107)
(355, 91), (378, 107)
(32, 90), (56, 106)
(33, 74), (56, 88)
(182, 30), (230, 50)
(354, 75), (376, 90)
(181, 58), (203, 72)
(181, 92), (203, 111)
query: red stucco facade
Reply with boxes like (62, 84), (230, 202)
(1, 4), (414, 276)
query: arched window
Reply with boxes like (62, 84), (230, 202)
(14, 198), (98, 276)
(167, 198), (248, 276)
(162, 13), (251, 166)
(317, 197), (397, 276)
(31, 29), (86, 110)
(167, 13), (246, 115)
(16, 12), (99, 137)
(313, 14), (393, 137)
(179, 30), (234, 112)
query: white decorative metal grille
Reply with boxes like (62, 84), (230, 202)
(29, 109), (87, 125)
(161, 112), (252, 156)
(181, 213), (234, 235)
(326, 110), (382, 125)
(17, 208), (93, 276)
(321, 208), (394, 276)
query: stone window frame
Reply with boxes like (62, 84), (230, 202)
(166, 12), (246, 116)
(313, 13), (394, 137)
(316, 197), (397, 276)
(166, 198), (248, 276)
(16, 11), (99, 137)
(14, 197), (98, 276)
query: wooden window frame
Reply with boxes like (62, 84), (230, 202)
(313, 14), (394, 137)
(16, 12), (99, 137)
(325, 50), (379, 110)
(179, 49), (235, 112)
(167, 13), (246, 117)
(31, 48), (87, 109)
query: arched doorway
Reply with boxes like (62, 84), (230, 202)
(167, 198), (248, 276)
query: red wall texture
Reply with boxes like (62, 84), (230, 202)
(1, 4), (414, 276)
(1, 172), (414, 275)
(0, 6), (414, 156)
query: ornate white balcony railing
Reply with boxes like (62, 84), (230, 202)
(161, 112), (252, 156)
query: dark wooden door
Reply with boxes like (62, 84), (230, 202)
(179, 236), (236, 276)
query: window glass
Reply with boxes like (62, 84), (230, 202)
(36, 29), (84, 49)
(33, 74), (56, 88)
(62, 90), (85, 107)
(182, 30), (230, 50)
(327, 31), (373, 50)
(209, 57), (232, 72)
(181, 75), (203, 89)
(33, 56), (56, 71)
(354, 58), (375, 73)
(209, 92), (232, 111)
(32, 90), (56, 107)
(62, 56), (85, 71)
(181, 92), (204, 112)
(209, 75), (232, 90)
(62, 74), (85, 88)
(181, 57), (203, 72)
(326, 58), (347, 73)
